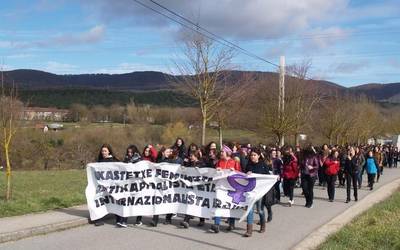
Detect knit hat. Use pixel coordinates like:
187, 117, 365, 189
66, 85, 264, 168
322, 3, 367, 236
222, 144, 233, 155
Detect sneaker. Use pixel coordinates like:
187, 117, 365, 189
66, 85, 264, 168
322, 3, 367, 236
210, 225, 220, 233
345, 199, 350, 203
119, 222, 128, 228
116, 222, 127, 228
180, 221, 189, 228
135, 221, 143, 226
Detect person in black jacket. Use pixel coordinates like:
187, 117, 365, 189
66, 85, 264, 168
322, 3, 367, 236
344, 147, 359, 203
123, 145, 143, 226
243, 148, 271, 237
338, 149, 347, 187
123, 145, 141, 164
300, 146, 319, 208
172, 137, 186, 160
203, 149, 218, 168
94, 144, 119, 227
151, 147, 174, 227
97, 144, 119, 162
271, 149, 282, 203
180, 150, 207, 228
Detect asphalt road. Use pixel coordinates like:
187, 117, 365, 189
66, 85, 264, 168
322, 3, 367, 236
2, 168, 399, 250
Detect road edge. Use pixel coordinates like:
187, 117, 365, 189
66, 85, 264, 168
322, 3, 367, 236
0, 217, 88, 244
292, 177, 400, 250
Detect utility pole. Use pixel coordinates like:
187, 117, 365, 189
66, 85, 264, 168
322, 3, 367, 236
278, 56, 285, 147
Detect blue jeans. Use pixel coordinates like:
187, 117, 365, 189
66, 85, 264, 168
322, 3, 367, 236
357, 171, 362, 187
214, 217, 235, 225
247, 200, 265, 225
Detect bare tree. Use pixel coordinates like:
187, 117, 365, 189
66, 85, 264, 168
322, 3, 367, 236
315, 93, 345, 145
173, 32, 234, 145
258, 61, 321, 145
286, 61, 322, 145
214, 73, 254, 148
0, 70, 23, 200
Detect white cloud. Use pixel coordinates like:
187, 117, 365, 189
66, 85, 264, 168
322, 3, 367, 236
43, 25, 105, 47
6, 53, 35, 59
0, 40, 30, 49
45, 61, 77, 73
333, 60, 369, 74
81, 0, 350, 40
92, 62, 168, 74
0, 25, 106, 49
301, 27, 352, 51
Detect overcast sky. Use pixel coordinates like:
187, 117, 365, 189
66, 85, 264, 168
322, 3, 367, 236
1, 0, 400, 87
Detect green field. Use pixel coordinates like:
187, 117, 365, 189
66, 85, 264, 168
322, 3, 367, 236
319, 189, 400, 250
0, 170, 87, 218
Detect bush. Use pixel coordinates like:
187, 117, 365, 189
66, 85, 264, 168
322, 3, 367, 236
161, 121, 192, 145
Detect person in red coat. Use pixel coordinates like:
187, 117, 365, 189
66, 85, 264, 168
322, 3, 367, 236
215, 151, 241, 171
210, 146, 241, 233
281, 146, 299, 207
142, 145, 157, 162
324, 150, 340, 202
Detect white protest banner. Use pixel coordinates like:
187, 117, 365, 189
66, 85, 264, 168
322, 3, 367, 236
85, 161, 278, 221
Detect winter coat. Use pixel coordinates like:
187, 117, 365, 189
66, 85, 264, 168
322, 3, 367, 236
363, 156, 379, 174
216, 158, 241, 172
123, 153, 141, 164
272, 158, 283, 176
282, 154, 299, 180
142, 147, 158, 162
301, 156, 319, 177
344, 157, 359, 175
97, 155, 118, 163
324, 157, 340, 176
245, 160, 275, 206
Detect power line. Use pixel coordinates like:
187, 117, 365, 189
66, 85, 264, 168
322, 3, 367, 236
132, 0, 280, 69
148, 0, 280, 68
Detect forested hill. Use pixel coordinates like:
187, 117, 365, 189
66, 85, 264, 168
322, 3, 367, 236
3, 69, 400, 107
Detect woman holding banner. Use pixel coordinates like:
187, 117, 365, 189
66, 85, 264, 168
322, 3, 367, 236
210, 146, 241, 233
180, 150, 207, 228
151, 147, 175, 227
243, 148, 271, 237
123, 145, 144, 226
94, 144, 125, 227
142, 145, 157, 162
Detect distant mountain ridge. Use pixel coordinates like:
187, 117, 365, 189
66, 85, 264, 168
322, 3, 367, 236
2, 69, 400, 103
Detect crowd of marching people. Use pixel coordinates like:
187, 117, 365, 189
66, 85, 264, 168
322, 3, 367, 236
93, 138, 399, 237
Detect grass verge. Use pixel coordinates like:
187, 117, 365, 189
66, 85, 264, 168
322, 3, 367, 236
319, 188, 400, 250
0, 170, 86, 218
